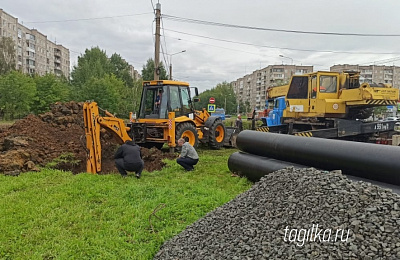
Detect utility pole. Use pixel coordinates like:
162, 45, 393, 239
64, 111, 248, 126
154, 3, 161, 80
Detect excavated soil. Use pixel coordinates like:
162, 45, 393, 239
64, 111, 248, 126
0, 101, 176, 176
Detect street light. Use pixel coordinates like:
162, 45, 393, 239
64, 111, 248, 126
169, 50, 186, 80
279, 55, 293, 65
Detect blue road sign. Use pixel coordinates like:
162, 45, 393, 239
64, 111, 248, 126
207, 104, 216, 113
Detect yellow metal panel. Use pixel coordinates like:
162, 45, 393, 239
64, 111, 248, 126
168, 112, 176, 147
267, 85, 289, 98
143, 80, 189, 87
324, 99, 346, 114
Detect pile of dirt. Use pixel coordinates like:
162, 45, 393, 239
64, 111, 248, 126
0, 101, 175, 176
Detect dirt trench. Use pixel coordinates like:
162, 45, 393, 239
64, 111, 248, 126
0, 101, 175, 176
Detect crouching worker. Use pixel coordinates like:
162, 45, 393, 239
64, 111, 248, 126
177, 138, 199, 171
114, 140, 144, 178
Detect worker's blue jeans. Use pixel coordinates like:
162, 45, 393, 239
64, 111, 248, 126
177, 157, 199, 171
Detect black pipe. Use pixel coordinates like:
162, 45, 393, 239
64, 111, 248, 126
228, 152, 307, 182
236, 130, 400, 185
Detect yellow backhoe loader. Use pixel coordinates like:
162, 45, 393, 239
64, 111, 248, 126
83, 80, 236, 173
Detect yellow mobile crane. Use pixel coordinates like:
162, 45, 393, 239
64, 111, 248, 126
258, 71, 399, 141
83, 80, 236, 173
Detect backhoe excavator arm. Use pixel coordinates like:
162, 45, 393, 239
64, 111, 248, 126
83, 101, 132, 174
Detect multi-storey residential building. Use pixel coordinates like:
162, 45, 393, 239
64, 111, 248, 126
330, 64, 400, 89
128, 64, 141, 80
231, 65, 313, 111
0, 9, 70, 77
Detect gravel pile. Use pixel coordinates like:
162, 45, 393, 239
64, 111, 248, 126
154, 168, 400, 260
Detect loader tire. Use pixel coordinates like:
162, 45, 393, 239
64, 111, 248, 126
176, 122, 199, 148
209, 119, 226, 149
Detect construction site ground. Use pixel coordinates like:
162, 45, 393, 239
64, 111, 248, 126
0, 102, 176, 176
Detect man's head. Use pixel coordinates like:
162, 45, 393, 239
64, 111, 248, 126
237, 114, 241, 119
177, 138, 186, 146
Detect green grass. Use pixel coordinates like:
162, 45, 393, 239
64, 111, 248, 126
0, 120, 15, 127
0, 148, 251, 259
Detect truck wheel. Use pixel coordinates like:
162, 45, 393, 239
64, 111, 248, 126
209, 119, 226, 149
176, 122, 199, 148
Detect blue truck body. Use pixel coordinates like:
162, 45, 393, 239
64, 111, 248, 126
261, 96, 286, 127
211, 108, 226, 120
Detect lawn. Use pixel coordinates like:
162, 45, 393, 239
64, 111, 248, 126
0, 148, 251, 259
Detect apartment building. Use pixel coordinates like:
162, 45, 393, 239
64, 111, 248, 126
330, 64, 400, 89
128, 64, 141, 80
231, 65, 313, 111
0, 9, 70, 77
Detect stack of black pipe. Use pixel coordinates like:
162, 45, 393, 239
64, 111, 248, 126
228, 130, 400, 185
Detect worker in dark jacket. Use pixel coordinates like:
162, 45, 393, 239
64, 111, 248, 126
114, 140, 144, 178
176, 138, 199, 171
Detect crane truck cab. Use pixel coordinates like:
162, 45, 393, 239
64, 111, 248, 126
258, 71, 399, 140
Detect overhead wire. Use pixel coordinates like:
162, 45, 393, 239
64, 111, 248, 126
163, 35, 278, 58
160, 16, 170, 75
25, 13, 153, 24
163, 14, 400, 37
164, 29, 400, 55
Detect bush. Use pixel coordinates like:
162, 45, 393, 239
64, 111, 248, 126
223, 117, 263, 130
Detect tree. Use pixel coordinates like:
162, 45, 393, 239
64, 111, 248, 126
32, 74, 70, 114
117, 79, 143, 116
0, 71, 36, 119
110, 53, 134, 87
0, 37, 16, 75
70, 47, 112, 88
196, 82, 237, 114
79, 74, 125, 114
141, 58, 168, 81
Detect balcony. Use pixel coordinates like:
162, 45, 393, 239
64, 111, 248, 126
54, 48, 61, 57
25, 34, 35, 42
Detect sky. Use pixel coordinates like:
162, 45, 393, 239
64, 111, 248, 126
2, 0, 400, 92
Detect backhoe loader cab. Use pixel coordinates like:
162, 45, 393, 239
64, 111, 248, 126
139, 81, 196, 119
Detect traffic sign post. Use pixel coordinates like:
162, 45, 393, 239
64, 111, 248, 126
207, 104, 216, 113
209, 97, 215, 104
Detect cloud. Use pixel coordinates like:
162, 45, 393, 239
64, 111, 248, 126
2, 0, 400, 92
